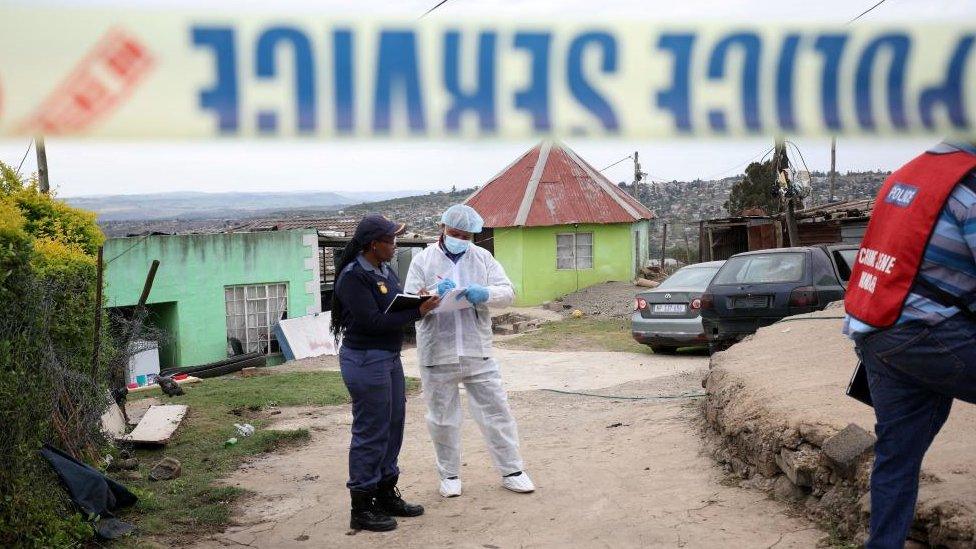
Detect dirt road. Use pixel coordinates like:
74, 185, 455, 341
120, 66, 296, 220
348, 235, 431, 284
199, 350, 825, 548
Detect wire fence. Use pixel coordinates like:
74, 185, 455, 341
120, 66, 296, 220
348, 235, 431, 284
1, 266, 167, 545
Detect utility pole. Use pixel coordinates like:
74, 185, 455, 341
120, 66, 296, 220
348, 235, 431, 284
91, 247, 104, 379
659, 222, 668, 269
776, 138, 800, 247
632, 151, 644, 198
829, 137, 837, 203
683, 228, 692, 264
35, 136, 49, 193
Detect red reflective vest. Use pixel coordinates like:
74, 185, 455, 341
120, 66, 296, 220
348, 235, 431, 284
845, 150, 976, 328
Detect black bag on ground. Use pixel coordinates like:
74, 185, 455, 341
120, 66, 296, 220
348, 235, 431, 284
40, 444, 138, 539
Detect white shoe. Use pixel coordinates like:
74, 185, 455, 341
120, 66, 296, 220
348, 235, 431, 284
502, 472, 535, 493
439, 477, 463, 498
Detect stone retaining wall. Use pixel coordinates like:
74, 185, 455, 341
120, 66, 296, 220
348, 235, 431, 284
699, 308, 976, 548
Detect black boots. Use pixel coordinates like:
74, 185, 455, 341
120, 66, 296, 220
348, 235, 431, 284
375, 476, 425, 518
349, 490, 397, 532
349, 478, 424, 532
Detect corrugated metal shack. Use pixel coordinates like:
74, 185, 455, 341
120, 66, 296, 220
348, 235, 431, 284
699, 199, 873, 261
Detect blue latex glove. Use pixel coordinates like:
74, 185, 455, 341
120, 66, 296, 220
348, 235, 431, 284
435, 278, 457, 296
457, 284, 489, 305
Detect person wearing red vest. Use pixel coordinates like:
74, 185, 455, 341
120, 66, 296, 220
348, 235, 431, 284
845, 141, 976, 548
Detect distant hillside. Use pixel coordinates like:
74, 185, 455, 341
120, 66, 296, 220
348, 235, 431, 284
93, 170, 888, 243
65, 189, 424, 222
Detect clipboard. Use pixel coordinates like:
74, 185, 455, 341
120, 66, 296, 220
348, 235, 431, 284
846, 360, 873, 407
384, 293, 432, 314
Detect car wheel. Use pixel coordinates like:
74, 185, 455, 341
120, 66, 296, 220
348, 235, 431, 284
650, 345, 678, 355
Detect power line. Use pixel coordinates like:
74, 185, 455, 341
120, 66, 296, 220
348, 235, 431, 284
15, 137, 34, 176
105, 233, 154, 266
848, 0, 887, 24
599, 155, 632, 172
419, 0, 451, 19
700, 146, 775, 181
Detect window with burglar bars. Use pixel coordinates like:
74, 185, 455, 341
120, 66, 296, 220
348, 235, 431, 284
556, 233, 593, 270
224, 283, 288, 355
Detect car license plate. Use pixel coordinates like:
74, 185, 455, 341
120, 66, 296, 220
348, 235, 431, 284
732, 296, 770, 309
653, 304, 686, 313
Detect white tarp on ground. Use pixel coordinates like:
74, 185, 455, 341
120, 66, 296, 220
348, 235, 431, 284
275, 314, 338, 361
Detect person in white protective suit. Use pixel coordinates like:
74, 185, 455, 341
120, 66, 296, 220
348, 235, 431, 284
404, 204, 535, 498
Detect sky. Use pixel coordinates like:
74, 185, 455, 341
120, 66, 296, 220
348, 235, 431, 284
1, 0, 972, 197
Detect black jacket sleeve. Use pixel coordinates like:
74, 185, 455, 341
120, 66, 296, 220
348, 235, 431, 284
336, 271, 422, 333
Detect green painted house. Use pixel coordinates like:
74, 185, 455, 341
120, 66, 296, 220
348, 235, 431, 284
103, 230, 321, 368
466, 141, 656, 306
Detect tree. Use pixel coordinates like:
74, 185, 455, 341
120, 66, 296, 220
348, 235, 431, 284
724, 157, 782, 216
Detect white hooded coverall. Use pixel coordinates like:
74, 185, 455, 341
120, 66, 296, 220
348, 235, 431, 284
404, 242, 524, 479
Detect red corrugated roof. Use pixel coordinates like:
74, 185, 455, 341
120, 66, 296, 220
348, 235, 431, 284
465, 141, 655, 228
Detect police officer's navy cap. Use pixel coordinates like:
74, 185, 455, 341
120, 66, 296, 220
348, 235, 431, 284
355, 214, 406, 243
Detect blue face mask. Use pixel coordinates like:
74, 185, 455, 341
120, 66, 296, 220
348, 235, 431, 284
443, 234, 471, 254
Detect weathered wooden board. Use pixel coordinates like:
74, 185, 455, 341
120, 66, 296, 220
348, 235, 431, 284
100, 399, 128, 438
118, 404, 188, 445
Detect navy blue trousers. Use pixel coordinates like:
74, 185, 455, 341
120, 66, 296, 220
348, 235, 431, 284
854, 315, 976, 549
339, 347, 406, 492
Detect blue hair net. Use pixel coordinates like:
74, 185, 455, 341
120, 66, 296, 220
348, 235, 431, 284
440, 204, 484, 233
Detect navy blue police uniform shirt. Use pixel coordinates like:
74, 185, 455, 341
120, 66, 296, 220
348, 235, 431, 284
335, 254, 422, 352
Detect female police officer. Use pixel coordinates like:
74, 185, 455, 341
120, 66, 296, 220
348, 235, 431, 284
330, 214, 440, 532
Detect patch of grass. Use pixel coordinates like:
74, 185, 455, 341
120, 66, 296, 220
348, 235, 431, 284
499, 317, 653, 354
117, 371, 349, 544
823, 522, 860, 549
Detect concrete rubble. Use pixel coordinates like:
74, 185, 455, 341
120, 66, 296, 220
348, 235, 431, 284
702, 304, 976, 547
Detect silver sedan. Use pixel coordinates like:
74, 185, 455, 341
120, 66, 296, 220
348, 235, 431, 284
631, 261, 725, 354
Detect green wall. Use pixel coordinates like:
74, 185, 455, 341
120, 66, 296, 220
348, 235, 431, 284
103, 230, 319, 367
493, 222, 640, 306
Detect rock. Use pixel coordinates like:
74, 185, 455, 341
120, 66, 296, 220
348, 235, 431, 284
494, 324, 515, 335
823, 423, 876, 475
729, 457, 750, 477
857, 491, 871, 518
773, 475, 806, 502
775, 448, 814, 487
797, 422, 834, 447
149, 457, 182, 481
111, 457, 140, 471
118, 470, 143, 482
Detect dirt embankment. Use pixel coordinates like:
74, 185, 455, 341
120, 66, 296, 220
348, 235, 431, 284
701, 305, 976, 547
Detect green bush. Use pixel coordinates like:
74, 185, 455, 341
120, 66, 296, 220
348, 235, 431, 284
0, 163, 110, 547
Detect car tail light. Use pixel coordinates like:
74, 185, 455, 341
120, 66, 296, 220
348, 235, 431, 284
700, 293, 714, 310
690, 298, 702, 310
636, 298, 648, 310
789, 286, 818, 308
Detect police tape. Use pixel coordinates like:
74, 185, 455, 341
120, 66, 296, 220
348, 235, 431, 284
0, 8, 973, 140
